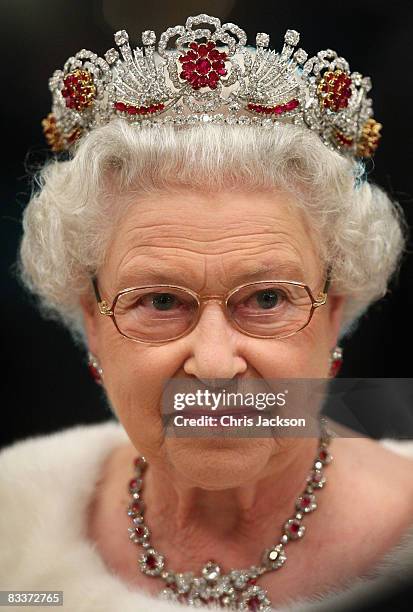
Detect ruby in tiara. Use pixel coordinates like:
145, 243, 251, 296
61, 69, 96, 111
179, 41, 228, 90
318, 69, 352, 112
114, 101, 165, 115
247, 99, 299, 116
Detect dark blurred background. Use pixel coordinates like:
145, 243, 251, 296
1, 3, 413, 610
1, 0, 413, 449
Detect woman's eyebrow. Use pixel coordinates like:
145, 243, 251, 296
227, 262, 306, 283
115, 261, 305, 290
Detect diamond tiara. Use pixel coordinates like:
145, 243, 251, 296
42, 13, 382, 159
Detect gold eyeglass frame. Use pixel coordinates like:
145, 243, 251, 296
91, 268, 331, 344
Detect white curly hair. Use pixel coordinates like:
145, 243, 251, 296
16, 118, 407, 350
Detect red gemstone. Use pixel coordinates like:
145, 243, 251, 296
197, 44, 209, 57
88, 363, 101, 382
247, 578, 257, 585
247, 595, 261, 611
114, 102, 127, 112
319, 449, 329, 461
135, 526, 145, 537
212, 60, 224, 71
182, 61, 196, 73
208, 71, 219, 83
196, 58, 211, 75
290, 521, 300, 533
131, 501, 142, 513
206, 41, 215, 51
189, 42, 198, 51
216, 67, 227, 76
146, 554, 158, 569
168, 583, 177, 591
129, 478, 138, 490
274, 105, 284, 114
208, 49, 221, 61
127, 107, 138, 115
285, 99, 299, 111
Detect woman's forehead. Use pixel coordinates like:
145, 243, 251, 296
105, 190, 320, 290
113, 188, 311, 239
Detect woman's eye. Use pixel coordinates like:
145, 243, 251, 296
249, 289, 284, 309
146, 293, 178, 311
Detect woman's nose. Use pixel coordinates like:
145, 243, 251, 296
183, 301, 247, 380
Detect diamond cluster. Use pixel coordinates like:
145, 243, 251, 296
43, 13, 382, 158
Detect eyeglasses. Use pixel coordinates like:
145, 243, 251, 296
91, 269, 331, 344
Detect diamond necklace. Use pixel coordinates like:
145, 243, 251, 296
127, 426, 333, 611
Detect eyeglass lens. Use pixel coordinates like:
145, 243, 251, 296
113, 282, 313, 342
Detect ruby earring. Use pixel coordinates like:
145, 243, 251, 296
87, 351, 104, 385
329, 346, 343, 377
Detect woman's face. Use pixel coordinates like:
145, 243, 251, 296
81, 189, 344, 486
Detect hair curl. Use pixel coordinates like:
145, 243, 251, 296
16, 118, 407, 350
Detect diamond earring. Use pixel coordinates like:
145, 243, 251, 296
87, 351, 104, 385
328, 346, 343, 377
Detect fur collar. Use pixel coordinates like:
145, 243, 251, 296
0, 420, 412, 611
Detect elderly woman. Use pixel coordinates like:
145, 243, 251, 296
1, 14, 413, 612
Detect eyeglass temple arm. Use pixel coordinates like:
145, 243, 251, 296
92, 276, 101, 302
91, 276, 113, 315
314, 265, 332, 307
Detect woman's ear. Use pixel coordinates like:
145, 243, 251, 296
79, 293, 100, 355
327, 294, 346, 347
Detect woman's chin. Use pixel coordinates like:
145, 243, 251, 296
163, 437, 274, 489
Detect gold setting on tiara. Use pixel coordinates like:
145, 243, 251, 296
42, 13, 382, 158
